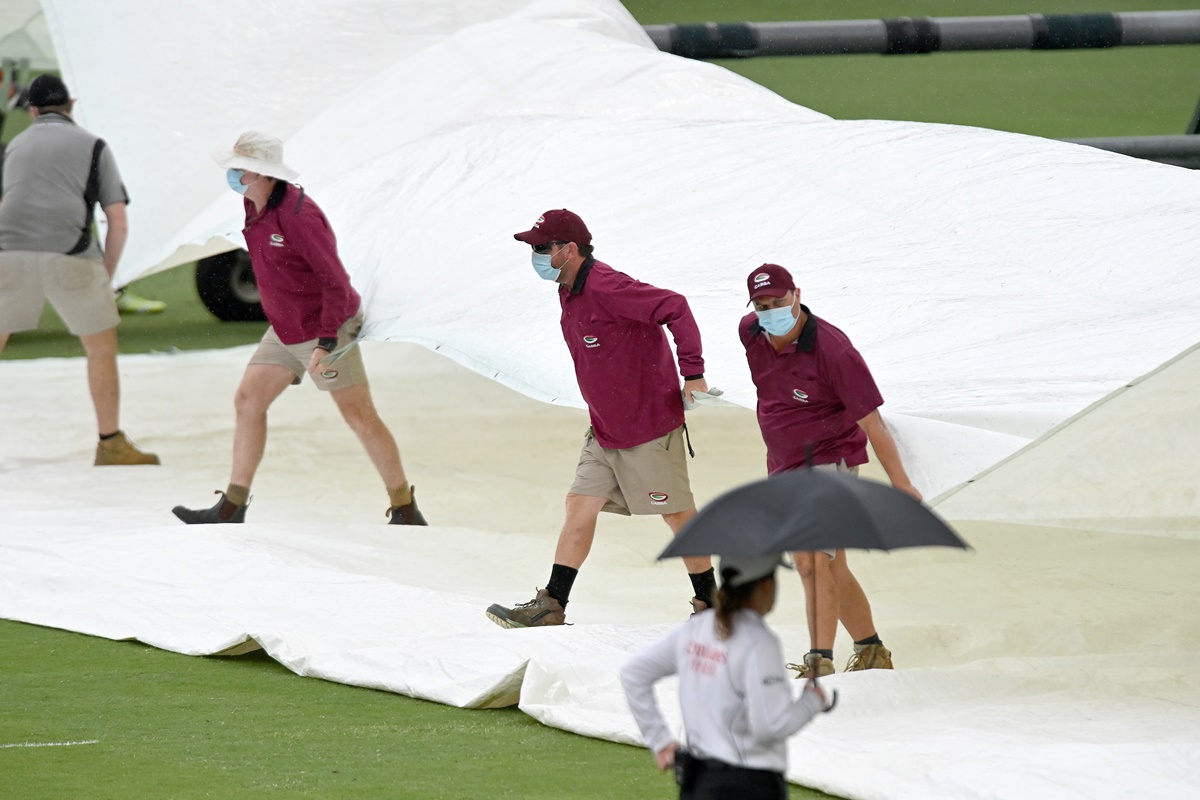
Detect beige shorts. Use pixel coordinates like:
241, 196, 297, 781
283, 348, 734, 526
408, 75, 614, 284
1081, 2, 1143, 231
813, 461, 859, 560
569, 425, 695, 516
249, 312, 367, 392
0, 251, 119, 336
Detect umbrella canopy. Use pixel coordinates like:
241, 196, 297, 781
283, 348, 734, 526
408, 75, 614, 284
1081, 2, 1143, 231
660, 469, 969, 559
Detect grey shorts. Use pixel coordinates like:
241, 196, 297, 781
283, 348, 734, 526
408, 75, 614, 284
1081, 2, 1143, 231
0, 251, 119, 336
569, 425, 695, 516
249, 311, 367, 392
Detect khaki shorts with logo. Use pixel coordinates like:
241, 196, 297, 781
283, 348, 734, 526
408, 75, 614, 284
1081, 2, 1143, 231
569, 425, 695, 516
249, 311, 367, 392
0, 251, 119, 336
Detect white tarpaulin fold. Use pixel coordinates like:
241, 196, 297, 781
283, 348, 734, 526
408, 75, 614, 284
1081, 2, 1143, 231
2, 346, 1198, 799
935, 342, 1200, 533
0, 0, 54, 70
38, 0, 1200, 499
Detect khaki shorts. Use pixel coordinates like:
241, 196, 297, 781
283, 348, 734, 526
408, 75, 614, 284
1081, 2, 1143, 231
0, 251, 119, 336
569, 425, 695, 516
813, 461, 858, 560
249, 311, 367, 392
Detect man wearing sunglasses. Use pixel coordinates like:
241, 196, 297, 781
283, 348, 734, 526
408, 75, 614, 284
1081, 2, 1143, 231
486, 209, 714, 628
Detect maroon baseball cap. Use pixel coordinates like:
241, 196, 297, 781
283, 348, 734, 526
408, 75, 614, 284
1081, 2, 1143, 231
514, 209, 592, 247
746, 264, 796, 303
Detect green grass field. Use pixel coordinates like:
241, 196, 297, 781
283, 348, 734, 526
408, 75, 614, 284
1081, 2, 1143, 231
0, 619, 735, 800
3, 1, 1199, 797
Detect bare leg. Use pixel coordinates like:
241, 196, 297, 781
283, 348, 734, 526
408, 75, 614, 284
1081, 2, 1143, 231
793, 551, 838, 650
0, 333, 9, 354
662, 508, 712, 575
79, 327, 120, 435
553, 493, 609, 569
330, 382, 407, 488
830, 550, 878, 641
229, 364, 294, 487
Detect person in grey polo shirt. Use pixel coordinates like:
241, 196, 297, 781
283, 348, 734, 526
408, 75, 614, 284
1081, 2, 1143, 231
0, 74, 158, 466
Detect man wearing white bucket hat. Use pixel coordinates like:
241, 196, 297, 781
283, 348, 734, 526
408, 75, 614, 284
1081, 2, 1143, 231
172, 131, 427, 525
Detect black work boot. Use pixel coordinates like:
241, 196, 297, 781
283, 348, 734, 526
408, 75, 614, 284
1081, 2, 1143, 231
172, 491, 249, 524
387, 486, 427, 525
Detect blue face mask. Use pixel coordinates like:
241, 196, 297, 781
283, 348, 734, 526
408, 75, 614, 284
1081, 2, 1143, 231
531, 248, 563, 282
756, 303, 798, 336
226, 168, 249, 195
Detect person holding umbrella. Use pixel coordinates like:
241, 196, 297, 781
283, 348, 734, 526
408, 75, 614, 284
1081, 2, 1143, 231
620, 553, 830, 799
741, 264, 920, 678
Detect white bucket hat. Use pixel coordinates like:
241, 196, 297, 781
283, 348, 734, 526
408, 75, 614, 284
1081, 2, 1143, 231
719, 553, 785, 587
212, 130, 299, 181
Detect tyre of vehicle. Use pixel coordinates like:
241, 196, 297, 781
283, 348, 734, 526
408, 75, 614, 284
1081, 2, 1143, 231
195, 249, 266, 322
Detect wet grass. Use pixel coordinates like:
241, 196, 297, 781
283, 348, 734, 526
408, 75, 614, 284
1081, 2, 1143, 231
0, 619, 835, 799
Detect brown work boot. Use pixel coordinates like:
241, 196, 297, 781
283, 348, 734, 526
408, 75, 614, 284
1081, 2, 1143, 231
95, 431, 160, 466
172, 491, 248, 524
386, 486, 428, 525
844, 643, 894, 672
786, 652, 835, 679
485, 589, 566, 629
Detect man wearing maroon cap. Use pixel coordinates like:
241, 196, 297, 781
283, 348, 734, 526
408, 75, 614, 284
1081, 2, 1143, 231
486, 209, 714, 628
741, 263, 921, 677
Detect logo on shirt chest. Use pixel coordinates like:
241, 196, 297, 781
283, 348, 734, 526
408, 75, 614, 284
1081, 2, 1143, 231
793, 388, 810, 403
269, 233, 285, 248
583, 335, 600, 349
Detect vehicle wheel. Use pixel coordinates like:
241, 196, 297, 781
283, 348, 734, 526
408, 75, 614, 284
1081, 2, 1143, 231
195, 249, 266, 322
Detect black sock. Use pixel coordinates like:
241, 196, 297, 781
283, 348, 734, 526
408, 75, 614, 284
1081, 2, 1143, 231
546, 564, 578, 607
854, 634, 883, 647
688, 568, 716, 607
99, 430, 121, 441
811, 649, 834, 661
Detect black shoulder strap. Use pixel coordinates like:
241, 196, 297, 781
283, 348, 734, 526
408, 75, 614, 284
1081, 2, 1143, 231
66, 138, 106, 256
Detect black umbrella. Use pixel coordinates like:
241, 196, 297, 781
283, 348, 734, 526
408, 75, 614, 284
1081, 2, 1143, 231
659, 468, 968, 560
660, 468, 967, 704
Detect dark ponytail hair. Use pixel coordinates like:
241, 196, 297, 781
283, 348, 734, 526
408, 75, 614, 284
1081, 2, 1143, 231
715, 570, 770, 640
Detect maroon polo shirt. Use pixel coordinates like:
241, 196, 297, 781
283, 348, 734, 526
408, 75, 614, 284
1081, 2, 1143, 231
242, 182, 361, 345
561, 258, 705, 449
739, 307, 883, 474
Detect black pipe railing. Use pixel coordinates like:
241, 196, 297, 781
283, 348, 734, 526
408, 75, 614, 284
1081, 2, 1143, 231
642, 12, 1200, 59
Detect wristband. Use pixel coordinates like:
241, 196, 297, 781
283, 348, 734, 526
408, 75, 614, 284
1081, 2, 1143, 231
317, 337, 338, 352
683, 373, 704, 382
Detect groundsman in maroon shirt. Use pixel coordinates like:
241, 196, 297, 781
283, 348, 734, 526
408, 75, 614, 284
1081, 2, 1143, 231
171, 131, 426, 527
742, 263, 920, 679
485, 209, 717, 629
